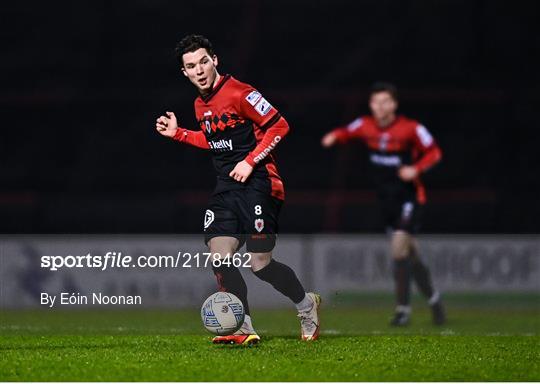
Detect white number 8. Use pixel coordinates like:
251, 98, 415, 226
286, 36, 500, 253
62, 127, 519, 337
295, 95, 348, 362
254, 205, 262, 215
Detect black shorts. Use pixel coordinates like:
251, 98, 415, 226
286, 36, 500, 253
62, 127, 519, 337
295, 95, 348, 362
380, 199, 423, 234
203, 189, 282, 252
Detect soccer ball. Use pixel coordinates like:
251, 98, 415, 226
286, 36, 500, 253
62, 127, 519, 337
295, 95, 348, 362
201, 292, 245, 335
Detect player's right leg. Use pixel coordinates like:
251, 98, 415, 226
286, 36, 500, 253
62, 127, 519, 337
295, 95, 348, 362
390, 230, 413, 326
207, 236, 260, 345
380, 199, 413, 325
203, 194, 260, 345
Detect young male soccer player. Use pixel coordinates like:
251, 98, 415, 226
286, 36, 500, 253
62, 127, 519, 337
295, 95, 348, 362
321, 82, 446, 326
156, 34, 321, 344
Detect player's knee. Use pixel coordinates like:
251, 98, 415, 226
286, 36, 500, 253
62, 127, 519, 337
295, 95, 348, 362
249, 252, 272, 272
391, 231, 413, 260
391, 246, 411, 260
208, 236, 240, 259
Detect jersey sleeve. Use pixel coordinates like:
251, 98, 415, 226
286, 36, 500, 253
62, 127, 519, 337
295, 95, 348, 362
411, 123, 442, 172
238, 88, 281, 129
244, 116, 290, 166
235, 87, 290, 166
331, 117, 365, 143
173, 127, 209, 149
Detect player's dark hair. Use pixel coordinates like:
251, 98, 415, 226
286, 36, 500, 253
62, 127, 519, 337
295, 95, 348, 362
175, 34, 215, 66
370, 82, 398, 101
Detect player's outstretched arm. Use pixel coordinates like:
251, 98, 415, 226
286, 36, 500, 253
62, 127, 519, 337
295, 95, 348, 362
155, 111, 178, 138
155, 111, 209, 149
322, 118, 364, 147
321, 131, 338, 147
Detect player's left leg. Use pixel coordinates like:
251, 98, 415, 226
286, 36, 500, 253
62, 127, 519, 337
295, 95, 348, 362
410, 240, 446, 325
241, 190, 321, 341
250, 252, 321, 341
404, 202, 446, 325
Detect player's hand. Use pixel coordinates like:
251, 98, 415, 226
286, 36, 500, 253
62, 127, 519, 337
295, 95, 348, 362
321, 132, 337, 147
156, 111, 179, 138
398, 165, 419, 182
229, 160, 253, 183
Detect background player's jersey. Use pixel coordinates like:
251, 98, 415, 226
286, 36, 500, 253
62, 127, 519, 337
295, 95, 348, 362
175, 74, 287, 200
331, 115, 442, 204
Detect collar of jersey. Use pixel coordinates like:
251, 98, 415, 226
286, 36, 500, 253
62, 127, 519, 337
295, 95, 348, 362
375, 115, 402, 130
199, 74, 231, 103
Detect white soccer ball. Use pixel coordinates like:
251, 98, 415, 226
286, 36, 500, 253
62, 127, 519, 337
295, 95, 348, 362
201, 292, 245, 335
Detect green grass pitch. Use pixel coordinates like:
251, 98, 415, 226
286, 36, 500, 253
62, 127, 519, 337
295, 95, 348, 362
1, 293, 538, 381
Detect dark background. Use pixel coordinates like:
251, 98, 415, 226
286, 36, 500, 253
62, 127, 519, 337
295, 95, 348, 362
1, 0, 539, 233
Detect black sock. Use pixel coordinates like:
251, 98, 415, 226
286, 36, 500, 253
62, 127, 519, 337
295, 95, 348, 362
253, 259, 306, 304
411, 257, 435, 302
212, 264, 250, 316
393, 258, 411, 308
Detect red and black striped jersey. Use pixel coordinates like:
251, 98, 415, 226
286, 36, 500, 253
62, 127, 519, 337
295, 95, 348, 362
331, 115, 442, 204
174, 74, 287, 200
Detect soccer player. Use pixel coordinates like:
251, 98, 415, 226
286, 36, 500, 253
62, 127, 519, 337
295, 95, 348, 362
156, 35, 321, 344
321, 82, 446, 326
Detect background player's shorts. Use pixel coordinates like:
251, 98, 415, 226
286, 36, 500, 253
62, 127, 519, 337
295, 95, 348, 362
203, 189, 282, 252
380, 199, 423, 234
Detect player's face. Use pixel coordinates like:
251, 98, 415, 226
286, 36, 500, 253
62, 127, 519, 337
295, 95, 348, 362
181, 48, 219, 93
369, 91, 398, 121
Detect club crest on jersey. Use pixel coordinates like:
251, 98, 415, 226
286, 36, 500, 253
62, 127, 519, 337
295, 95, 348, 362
254, 98, 272, 116
204, 209, 214, 230
204, 119, 212, 134
254, 218, 264, 233
379, 133, 390, 151
245, 91, 262, 106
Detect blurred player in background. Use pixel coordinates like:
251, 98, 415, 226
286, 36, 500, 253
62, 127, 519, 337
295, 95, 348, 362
321, 83, 446, 326
156, 34, 321, 344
